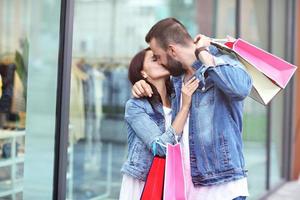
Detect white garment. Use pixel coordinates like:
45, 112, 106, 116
163, 106, 172, 130
119, 106, 172, 200
179, 95, 249, 200
119, 174, 145, 200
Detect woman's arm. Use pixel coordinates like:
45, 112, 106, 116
125, 99, 176, 156
126, 78, 199, 156
172, 77, 199, 134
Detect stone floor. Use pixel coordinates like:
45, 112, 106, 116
265, 181, 300, 200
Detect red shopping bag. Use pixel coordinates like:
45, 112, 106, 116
212, 38, 297, 105
140, 156, 166, 200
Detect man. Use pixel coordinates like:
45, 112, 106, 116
133, 18, 252, 200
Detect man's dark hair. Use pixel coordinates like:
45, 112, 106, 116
145, 18, 193, 50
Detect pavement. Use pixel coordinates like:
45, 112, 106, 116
265, 181, 300, 200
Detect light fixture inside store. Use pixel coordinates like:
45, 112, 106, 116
183, 0, 193, 5
127, 0, 167, 7
77, 0, 107, 2
77, 0, 166, 7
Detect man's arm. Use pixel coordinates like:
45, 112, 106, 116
194, 34, 252, 101
194, 52, 253, 101
197, 50, 215, 66
194, 34, 215, 66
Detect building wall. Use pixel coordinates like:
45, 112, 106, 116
292, 0, 300, 181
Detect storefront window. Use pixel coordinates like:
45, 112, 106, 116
0, 0, 294, 199
67, 0, 199, 199
214, 0, 236, 38
241, 0, 269, 199
269, 0, 287, 187
0, 1, 29, 199
0, 0, 62, 199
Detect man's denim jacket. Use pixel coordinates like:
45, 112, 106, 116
170, 46, 252, 186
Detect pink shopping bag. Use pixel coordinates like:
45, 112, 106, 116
164, 143, 186, 200
212, 38, 297, 105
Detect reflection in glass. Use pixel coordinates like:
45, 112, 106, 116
67, 0, 287, 199
0, 0, 62, 199
269, 0, 286, 187
0, 1, 29, 199
67, 0, 199, 199
241, 0, 268, 199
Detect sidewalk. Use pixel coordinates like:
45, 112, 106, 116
265, 181, 300, 200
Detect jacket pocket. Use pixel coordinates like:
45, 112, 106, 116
195, 86, 215, 107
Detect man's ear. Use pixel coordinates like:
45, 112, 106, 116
167, 44, 177, 58
141, 70, 148, 79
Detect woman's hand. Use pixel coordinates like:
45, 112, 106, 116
171, 76, 199, 135
181, 77, 199, 110
132, 80, 153, 98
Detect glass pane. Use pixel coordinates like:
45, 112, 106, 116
0, 1, 28, 199
215, 0, 236, 38
269, 0, 287, 187
23, 0, 62, 198
240, 0, 268, 199
67, 0, 201, 199
0, 0, 62, 199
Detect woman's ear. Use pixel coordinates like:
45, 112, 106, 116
141, 70, 148, 79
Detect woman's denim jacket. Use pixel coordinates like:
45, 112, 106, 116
121, 98, 177, 181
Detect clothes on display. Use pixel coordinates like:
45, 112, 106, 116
102, 65, 130, 109
0, 63, 16, 113
0, 54, 27, 130
69, 64, 88, 144
0, 53, 27, 198
11, 71, 26, 114
70, 59, 130, 198
81, 63, 104, 170
71, 60, 105, 192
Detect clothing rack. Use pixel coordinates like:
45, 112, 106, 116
73, 56, 130, 69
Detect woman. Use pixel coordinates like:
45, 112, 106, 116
119, 48, 199, 200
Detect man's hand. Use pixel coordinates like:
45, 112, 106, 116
194, 34, 215, 66
194, 34, 211, 50
132, 80, 153, 98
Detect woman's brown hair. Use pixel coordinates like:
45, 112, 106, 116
128, 48, 173, 108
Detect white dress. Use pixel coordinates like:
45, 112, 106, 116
119, 106, 172, 200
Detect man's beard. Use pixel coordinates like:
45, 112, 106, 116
163, 54, 185, 76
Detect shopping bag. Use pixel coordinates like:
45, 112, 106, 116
211, 38, 297, 105
140, 156, 166, 200
163, 143, 186, 200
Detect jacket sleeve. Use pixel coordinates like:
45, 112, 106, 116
125, 99, 177, 156
194, 47, 253, 101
